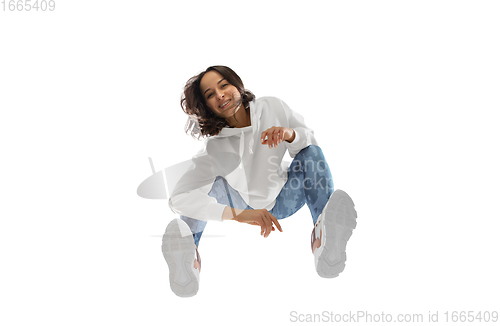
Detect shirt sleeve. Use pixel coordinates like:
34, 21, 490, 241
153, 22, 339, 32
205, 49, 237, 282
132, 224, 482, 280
280, 99, 319, 157
166, 146, 227, 222
169, 186, 226, 222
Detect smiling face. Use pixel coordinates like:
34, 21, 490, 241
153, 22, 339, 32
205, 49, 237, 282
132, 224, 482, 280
200, 70, 243, 119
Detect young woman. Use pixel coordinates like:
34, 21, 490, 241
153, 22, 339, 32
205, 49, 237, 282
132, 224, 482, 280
162, 66, 357, 297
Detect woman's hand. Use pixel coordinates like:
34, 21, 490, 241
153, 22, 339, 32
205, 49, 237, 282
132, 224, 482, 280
261, 126, 295, 148
233, 209, 283, 238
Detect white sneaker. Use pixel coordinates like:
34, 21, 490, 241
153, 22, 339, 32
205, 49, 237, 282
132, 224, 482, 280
311, 190, 357, 278
161, 218, 200, 297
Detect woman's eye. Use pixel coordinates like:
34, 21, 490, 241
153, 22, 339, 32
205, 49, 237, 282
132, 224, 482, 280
207, 93, 213, 99
222, 84, 228, 88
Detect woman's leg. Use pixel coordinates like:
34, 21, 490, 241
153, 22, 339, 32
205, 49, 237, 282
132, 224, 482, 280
180, 176, 252, 247
269, 145, 334, 225
178, 216, 206, 248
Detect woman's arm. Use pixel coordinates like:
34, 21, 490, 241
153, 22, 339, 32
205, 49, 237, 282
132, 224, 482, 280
279, 99, 318, 157
222, 206, 244, 220
222, 206, 283, 238
260, 126, 296, 148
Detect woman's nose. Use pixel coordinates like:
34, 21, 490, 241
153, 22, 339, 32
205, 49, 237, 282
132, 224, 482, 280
216, 90, 224, 100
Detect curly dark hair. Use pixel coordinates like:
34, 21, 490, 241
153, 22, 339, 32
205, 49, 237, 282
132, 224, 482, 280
181, 66, 255, 139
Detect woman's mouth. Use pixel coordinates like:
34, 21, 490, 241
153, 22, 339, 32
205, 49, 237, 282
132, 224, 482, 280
219, 99, 231, 109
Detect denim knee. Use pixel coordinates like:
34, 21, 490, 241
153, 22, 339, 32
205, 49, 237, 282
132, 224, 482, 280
293, 145, 329, 172
296, 145, 324, 159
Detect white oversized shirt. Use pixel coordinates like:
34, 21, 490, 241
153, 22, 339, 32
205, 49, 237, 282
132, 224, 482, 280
167, 97, 318, 221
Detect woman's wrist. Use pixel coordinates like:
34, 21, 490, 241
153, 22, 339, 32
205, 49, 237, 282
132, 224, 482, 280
285, 128, 296, 143
222, 206, 244, 220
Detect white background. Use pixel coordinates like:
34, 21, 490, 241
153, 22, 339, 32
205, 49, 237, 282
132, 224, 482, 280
1, 1, 499, 325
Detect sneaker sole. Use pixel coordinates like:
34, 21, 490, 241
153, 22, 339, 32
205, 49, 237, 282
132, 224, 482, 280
316, 190, 357, 278
161, 219, 199, 297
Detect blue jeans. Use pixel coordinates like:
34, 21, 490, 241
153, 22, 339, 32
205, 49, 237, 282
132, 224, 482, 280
180, 145, 334, 247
